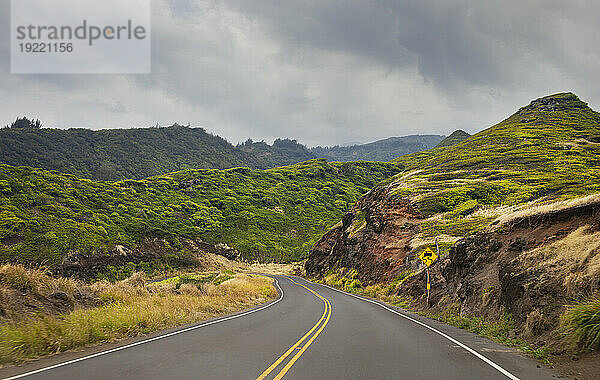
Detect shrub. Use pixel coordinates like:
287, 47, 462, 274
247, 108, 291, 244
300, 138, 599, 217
0, 160, 403, 265
0, 271, 276, 364
561, 295, 600, 351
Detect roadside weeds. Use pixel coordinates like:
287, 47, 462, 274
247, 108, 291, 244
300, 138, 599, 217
313, 271, 552, 364
0, 265, 277, 365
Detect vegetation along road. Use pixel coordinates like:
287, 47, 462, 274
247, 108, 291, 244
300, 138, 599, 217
0, 275, 556, 380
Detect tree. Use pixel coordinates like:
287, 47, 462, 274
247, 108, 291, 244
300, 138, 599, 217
8, 117, 42, 129
95, 163, 119, 181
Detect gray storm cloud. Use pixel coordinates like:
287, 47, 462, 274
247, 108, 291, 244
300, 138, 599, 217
1, 0, 598, 146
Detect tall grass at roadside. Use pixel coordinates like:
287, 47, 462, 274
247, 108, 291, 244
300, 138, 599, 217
561, 295, 600, 351
316, 267, 413, 309
0, 264, 77, 294
313, 267, 551, 362
0, 269, 276, 364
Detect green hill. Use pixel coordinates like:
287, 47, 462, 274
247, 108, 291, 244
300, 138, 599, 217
434, 130, 470, 148
0, 124, 258, 180
305, 93, 600, 361
237, 138, 316, 167
0, 124, 326, 180
308, 92, 600, 281
393, 92, 600, 218
0, 159, 402, 272
0, 120, 444, 180
310, 135, 444, 162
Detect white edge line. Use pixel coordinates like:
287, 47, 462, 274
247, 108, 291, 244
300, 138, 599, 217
2, 278, 284, 380
301, 277, 520, 380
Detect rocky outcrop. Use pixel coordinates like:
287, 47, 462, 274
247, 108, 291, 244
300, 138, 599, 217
58, 238, 239, 279
406, 199, 600, 342
211, 243, 239, 260
307, 179, 600, 344
306, 183, 423, 284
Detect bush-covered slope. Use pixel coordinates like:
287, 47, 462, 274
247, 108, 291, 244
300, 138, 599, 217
311, 135, 444, 162
0, 124, 259, 180
0, 159, 402, 267
394, 93, 600, 212
237, 138, 316, 167
0, 120, 442, 180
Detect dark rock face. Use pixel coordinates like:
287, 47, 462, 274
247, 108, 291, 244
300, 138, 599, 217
531, 97, 562, 112
304, 223, 344, 277
211, 243, 240, 260
57, 238, 237, 280
48, 291, 75, 313
50, 291, 69, 301
306, 184, 423, 284
59, 244, 142, 279
518, 93, 584, 115
421, 200, 600, 340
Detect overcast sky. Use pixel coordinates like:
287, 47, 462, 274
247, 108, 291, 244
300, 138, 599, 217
2, 0, 599, 146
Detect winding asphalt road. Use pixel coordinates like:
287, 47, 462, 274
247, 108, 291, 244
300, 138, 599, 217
0, 275, 557, 380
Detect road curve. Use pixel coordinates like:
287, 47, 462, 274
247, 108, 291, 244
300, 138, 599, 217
0, 275, 556, 380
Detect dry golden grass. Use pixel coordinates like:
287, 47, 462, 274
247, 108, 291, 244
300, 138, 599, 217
408, 234, 460, 250
145, 251, 250, 282
494, 194, 600, 226
248, 262, 301, 276
199, 252, 249, 272
520, 226, 600, 298
471, 204, 515, 219
0, 264, 84, 321
0, 268, 276, 365
0, 264, 78, 294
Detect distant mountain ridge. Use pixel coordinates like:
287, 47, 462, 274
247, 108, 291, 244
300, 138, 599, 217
0, 122, 444, 180
237, 138, 315, 168
0, 124, 257, 180
310, 135, 444, 162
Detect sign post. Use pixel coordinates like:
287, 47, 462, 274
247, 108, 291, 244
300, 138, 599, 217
418, 245, 439, 304
426, 266, 430, 304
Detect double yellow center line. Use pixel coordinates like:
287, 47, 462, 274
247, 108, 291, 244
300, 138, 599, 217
256, 277, 332, 380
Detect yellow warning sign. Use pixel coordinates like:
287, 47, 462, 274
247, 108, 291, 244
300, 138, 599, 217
418, 247, 438, 267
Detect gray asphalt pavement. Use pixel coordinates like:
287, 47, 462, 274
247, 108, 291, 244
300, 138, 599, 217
0, 275, 557, 380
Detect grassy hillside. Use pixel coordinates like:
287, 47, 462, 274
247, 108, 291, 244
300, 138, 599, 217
308, 92, 600, 282
0, 124, 328, 181
434, 129, 470, 148
393, 93, 600, 223
311, 135, 443, 162
0, 159, 402, 268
